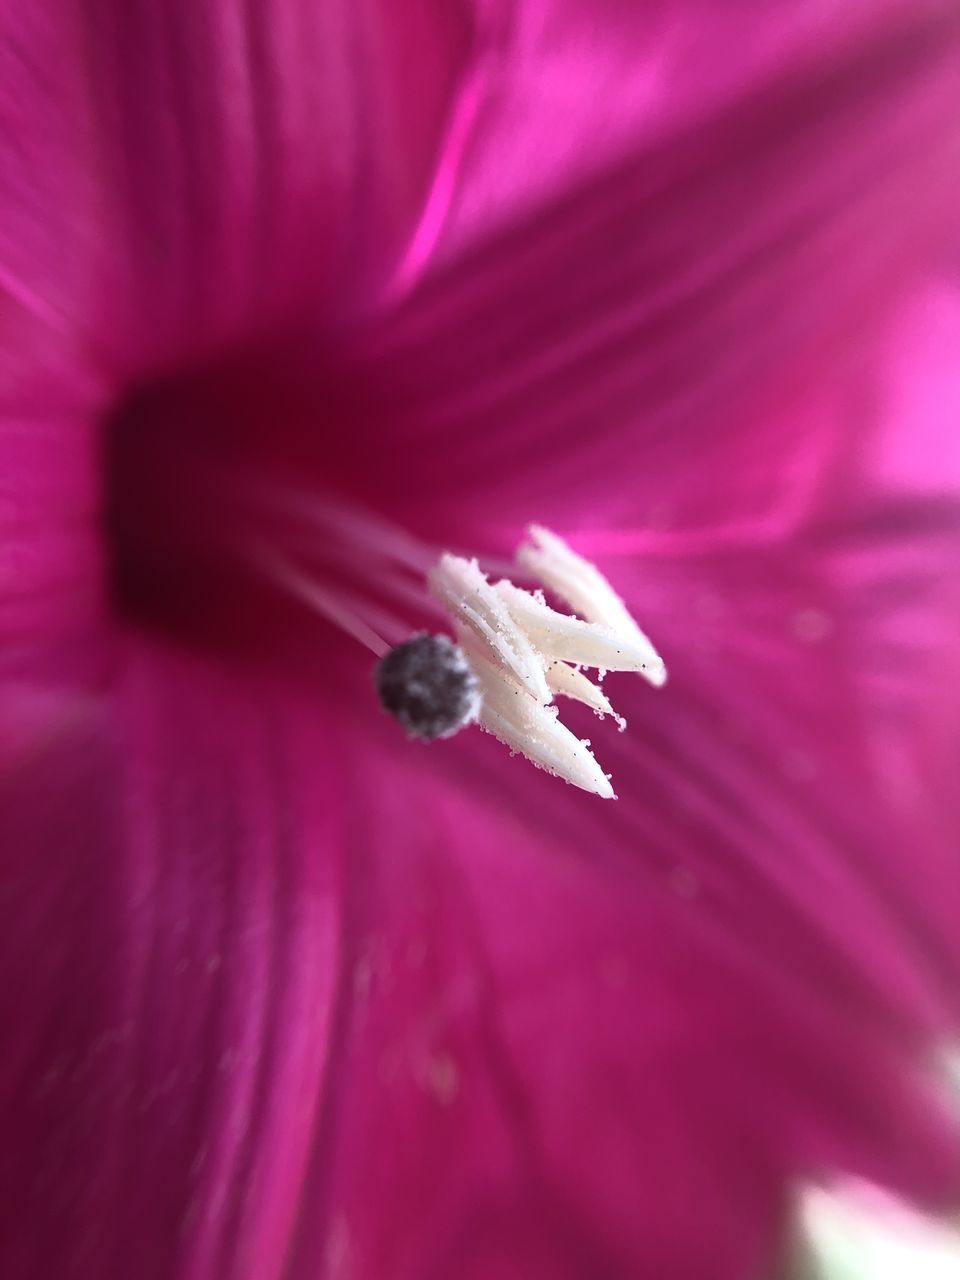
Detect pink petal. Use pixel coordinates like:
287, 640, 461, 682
339, 5, 960, 545
282, 713, 960, 1280
439, 0, 960, 255
0, 643, 346, 1280
818, 280, 960, 782
0, 411, 107, 668
588, 541, 960, 1036
0, 1, 475, 372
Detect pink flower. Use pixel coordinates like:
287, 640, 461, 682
2, 2, 960, 1277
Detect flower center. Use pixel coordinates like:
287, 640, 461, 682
101, 341, 437, 662
101, 349, 667, 797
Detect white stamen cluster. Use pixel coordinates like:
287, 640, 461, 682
428, 526, 666, 799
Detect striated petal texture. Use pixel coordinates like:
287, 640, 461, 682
0, 646, 346, 1280
0, 0, 476, 372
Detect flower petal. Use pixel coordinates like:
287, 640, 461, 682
342, 6, 960, 544
0, 643, 345, 1280
0, 1, 476, 372
555, 278, 960, 1039
280, 714, 960, 1279
813, 279, 960, 811
0, 407, 108, 666
438, 0, 960, 256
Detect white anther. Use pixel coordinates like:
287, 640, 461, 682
545, 661, 624, 729
469, 654, 615, 799
517, 525, 666, 686
496, 580, 662, 682
428, 555, 550, 703
421, 530, 665, 798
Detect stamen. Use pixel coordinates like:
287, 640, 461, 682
518, 524, 666, 687
468, 651, 615, 799
545, 660, 624, 729
384, 527, 665, 799
496, 579, 663, 684
428, 555, 551, 703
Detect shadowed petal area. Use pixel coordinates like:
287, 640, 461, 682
0, 411, 106, 663
813, 280, 960, 815
0, 0, 475, 374
0, 644, 345, 1280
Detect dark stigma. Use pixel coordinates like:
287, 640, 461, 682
374, 633, 480, 741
